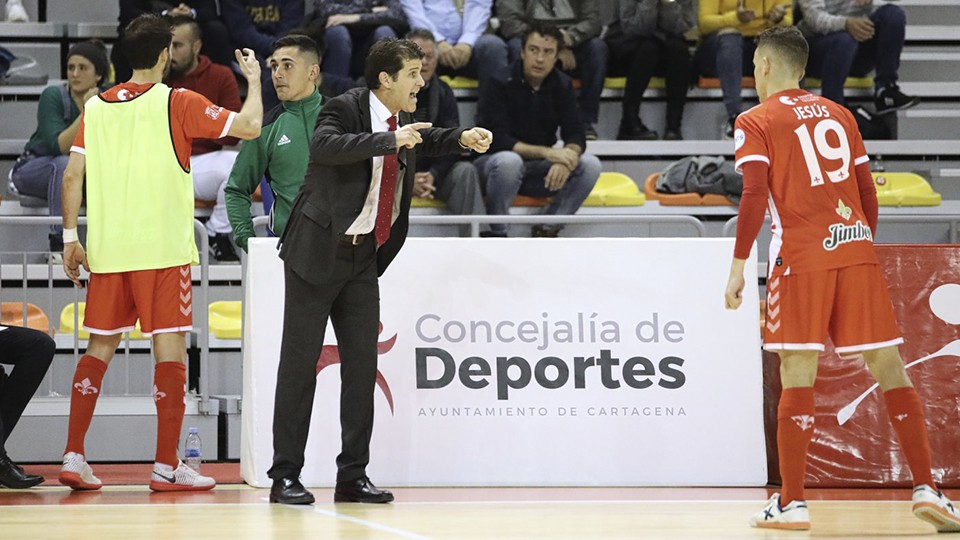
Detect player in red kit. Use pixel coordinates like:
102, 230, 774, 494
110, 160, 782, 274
724, 26, 960, 532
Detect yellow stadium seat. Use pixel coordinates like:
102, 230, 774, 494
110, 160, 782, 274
59, 303, 145, 340
805, 76, 874, 89
411, 197, 447, 208
209, 301, 242, 340
1, 302, 51, 334
583, 172, 646, 206
439, 76, 479, 89
873, 172, 942, 207
603, 77, 665, 90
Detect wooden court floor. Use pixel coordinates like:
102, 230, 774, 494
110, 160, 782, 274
2, 483, 956, 539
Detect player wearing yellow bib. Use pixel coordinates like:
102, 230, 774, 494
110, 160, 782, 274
58, 14, 263, 492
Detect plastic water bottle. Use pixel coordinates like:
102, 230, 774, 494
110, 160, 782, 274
184, 427, 202, 472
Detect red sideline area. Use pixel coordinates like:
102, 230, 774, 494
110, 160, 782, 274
24, 462, 243, 486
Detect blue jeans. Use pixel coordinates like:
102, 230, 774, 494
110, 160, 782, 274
696, 33, 756, 118
805, 3, 906, 104
323, 24, 397, 78
439, 34, 510, 92
10, 153, 68, 234
507, 36, 608, 124
475, 151, 601, 234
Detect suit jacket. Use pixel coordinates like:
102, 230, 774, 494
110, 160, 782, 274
279, 87, 467, 285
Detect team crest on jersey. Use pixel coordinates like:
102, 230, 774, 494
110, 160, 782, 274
836, 199, 853, 220
204, 105, 222, 120
734, 129, 745, 150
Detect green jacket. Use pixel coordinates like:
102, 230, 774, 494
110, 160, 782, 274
225, 89, 324, 250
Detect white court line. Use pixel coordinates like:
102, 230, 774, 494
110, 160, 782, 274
306, 506, 430, 540
393, 499, 914, 506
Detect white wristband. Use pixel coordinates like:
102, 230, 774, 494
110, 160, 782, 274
63, 227, 79, 244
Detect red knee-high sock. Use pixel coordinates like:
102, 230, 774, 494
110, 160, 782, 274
778, 387, 816, 506
65, 355, 108, 456
153, 362, 186, 467
883, 386, 936, 488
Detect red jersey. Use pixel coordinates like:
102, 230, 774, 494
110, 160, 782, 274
71, 82, 236, 171
734, 88, 877, 277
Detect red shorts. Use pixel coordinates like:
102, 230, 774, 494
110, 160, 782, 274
764, 263, 903, 354
83, 264, 193, 336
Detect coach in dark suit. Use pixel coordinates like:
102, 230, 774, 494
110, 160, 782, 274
268, 38, 492, 505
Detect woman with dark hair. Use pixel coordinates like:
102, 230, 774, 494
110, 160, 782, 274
10, 40, 109, 259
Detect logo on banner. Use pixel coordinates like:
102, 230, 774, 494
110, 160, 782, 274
837, 283, 960, 425
316, 322, 397, 414
408, 311, 696, 418
791, 415, 815, 431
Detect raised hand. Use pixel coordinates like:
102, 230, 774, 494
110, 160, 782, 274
235, 48, 261, 85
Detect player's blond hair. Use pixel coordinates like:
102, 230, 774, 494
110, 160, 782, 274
756, 26, 809, 76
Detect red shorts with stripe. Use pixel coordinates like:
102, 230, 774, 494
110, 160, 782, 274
763, 263, 903, 354
83, 264, 193, 336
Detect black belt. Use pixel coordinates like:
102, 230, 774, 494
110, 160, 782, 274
341, 233, 370, 245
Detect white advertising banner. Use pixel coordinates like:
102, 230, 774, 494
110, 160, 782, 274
241, 238, 765, 487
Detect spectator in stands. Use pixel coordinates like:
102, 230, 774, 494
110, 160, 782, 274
4, 0, 27, 22
477, 24, 600, 238
496, 0, 607, 139
165, 16, 242, 263
0, 325, 55, 489
221, 0, 305, 110
225, 34, 329, 251
300, 0, 408, 80
406, 29, 486, 236
606, 0, 695, 141
10, 41, 108, 258
399, 0, 509, 94
696, 0, 793, 139
798, 0, 919, 116
114, 1, 233, 83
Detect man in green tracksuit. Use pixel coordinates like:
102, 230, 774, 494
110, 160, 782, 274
226, 34, 357, 249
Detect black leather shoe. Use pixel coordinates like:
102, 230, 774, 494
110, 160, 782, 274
334, 477, 394, 503
0, 454, 44, 489
269, 477, 315, 505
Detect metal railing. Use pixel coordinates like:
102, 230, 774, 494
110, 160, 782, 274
0, 216, 213, 412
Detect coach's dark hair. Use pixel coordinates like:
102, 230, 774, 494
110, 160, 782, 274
405, 28, 437, 43
168, 15, 202, 41
122, 14, 173, 70
755, 26, 809, 74
365, 38, 424, 90
521, 22, 564, 49
272, 33, 324, 62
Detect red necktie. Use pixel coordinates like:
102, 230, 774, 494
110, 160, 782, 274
375, 115, 399, 247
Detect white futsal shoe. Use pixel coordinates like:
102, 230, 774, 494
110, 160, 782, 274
5, 0, 29, 22
749, 493, 811, 530
149, 461, 216, 492
59, 452, 102, 490
912, 485, 960, 532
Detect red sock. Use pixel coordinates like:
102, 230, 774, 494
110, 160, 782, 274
153, 362, 186, 467
883, 386, 936, 488
778, 387, 816, 506
65, 355, 108, 456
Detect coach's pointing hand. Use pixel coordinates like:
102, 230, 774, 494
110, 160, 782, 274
395, 122, 432, 149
